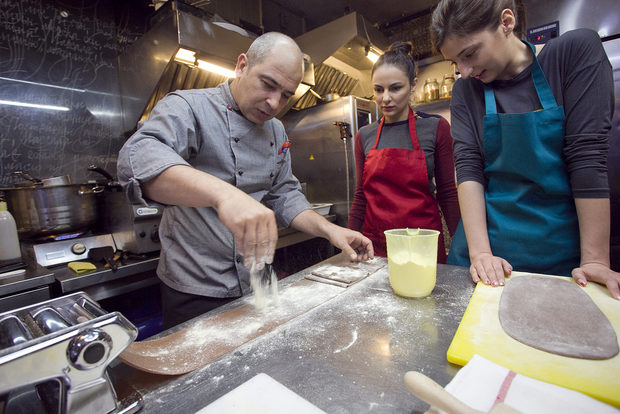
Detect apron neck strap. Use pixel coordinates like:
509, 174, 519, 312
374, 108, 419, 150
484, 40, 557, 114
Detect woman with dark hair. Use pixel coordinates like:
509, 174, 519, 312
431, 0, 619, 298
348, 41, 460, 261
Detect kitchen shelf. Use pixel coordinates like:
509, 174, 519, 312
413, 97, 451, 111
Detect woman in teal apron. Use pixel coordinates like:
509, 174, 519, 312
430, 0, 620, 299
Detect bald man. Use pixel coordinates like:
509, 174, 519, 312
118, 32, 373, 328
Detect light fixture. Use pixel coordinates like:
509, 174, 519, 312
174, 48, 196, 65
0, 99, 69, 111
196, 59, 236, 78
366, 46, 382, 63
174, 48, 236, 78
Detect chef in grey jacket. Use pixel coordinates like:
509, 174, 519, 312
118, 32, 374, 328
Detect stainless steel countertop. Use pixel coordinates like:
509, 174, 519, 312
0, 264, 54, 297
109, 256, 475, 413
54, 256, 159, 293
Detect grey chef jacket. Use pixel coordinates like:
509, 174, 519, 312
117, 82, 311, 297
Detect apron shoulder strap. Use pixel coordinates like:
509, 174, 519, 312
525, 41, 557, 110
484, 41, 558, 114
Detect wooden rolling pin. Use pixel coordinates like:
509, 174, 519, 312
404, 371, 521, 414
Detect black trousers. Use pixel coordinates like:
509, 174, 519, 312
160, 282, 239, 330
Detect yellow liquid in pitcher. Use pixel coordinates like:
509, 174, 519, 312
388, 259, 436, 298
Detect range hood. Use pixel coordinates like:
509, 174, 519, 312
289, 12, 391, 111
118, 4, 389, 131
118, 1, 253, 134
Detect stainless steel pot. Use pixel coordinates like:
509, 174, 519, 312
1, 180, 103, 240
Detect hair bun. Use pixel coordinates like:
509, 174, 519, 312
388, 41, 414, 57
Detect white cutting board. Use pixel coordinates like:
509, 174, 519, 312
196, 373, 327, 414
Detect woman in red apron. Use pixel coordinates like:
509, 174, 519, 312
348, 41, 460, 262
431, 0, 620, 299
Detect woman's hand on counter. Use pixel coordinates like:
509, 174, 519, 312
469, 251, 512, 286
572, 263, 620, 300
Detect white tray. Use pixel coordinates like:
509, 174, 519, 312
311, 203, 332, 216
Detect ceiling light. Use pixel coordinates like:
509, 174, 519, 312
366, 50, 380, 63
0, 99, 69, 111
365, 44, 382, 63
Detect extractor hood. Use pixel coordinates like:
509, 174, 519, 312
118, 1, 253, 134
118, 4, 389, 131
289, 12, 391, 111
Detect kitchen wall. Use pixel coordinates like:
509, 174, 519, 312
0, 0, 150, 186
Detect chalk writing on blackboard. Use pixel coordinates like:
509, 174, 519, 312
0, 0, 149, 187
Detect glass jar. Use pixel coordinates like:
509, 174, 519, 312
440, 74, 455, 98
424, 78, 440, 102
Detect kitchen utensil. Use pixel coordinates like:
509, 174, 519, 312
0, 292, 138, 414
88, 246, 119, 271
384, 228, 439, 298
446, 272, 620, 408
87, 164, 121, 187
404, 371, 521, 414
1, 177, 102, 240
12, 171, 71, 187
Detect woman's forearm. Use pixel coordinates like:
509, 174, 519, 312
458, 181, 492, 260
575, 198, 611, 266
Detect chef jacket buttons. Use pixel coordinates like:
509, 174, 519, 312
270, 172, 274, 178
234, 137, 240, 143
227, 105, 233, 110
270, 142, 274, 146
238, 170, 244, 176
236, 255, 242, 263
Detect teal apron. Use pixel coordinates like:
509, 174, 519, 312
447, 41, 580, 276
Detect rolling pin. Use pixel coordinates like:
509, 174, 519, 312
404, 371, 521, 414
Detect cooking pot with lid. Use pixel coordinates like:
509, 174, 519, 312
1, 172, 103, 240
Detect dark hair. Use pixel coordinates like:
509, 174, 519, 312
371, 41, 417, 84
431, 0, 516, 51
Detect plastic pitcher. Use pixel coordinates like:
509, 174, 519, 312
384, 228, 439, 298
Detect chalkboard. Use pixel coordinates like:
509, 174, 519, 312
0, 0, 150, 186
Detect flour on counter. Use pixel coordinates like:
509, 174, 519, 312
119, 278, 346, 375
333, 329, 358, 353
249, 262, 279, 310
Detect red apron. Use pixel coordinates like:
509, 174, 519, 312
362, 108, 445, 261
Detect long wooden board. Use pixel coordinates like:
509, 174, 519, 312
119, 279, 344, 375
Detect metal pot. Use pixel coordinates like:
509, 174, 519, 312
1, 178, 103, 240
12, 171, 72, 187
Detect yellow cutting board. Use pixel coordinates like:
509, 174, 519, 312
446, 271, 620, 408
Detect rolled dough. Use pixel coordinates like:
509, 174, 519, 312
498, 275, 619, 360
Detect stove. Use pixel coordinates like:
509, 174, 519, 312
21, 233, 116, 268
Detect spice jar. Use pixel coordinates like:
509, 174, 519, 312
440, 74, 455, 98
424, 78, 440, 102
